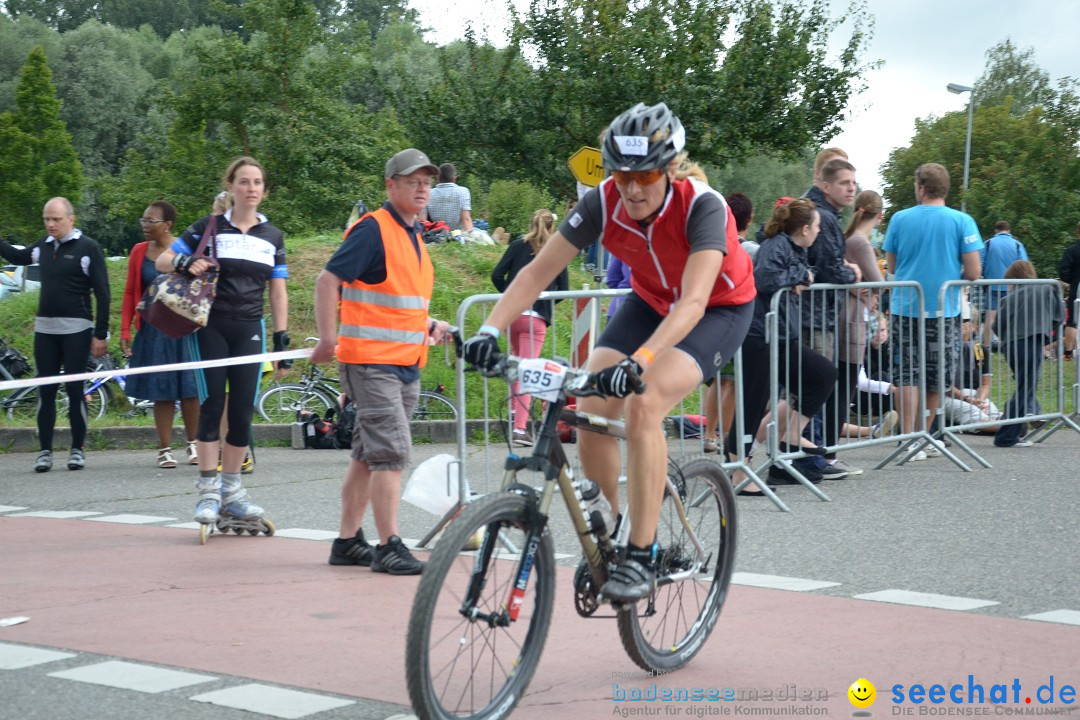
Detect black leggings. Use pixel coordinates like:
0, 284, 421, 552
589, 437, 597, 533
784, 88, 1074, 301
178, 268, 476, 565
194, 315, 263, 446
823, 361, 861, 457
34, 329, 92, 451
726, 334, 837, 458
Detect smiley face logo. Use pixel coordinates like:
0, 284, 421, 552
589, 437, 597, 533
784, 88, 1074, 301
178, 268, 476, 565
848, 678, 876, 709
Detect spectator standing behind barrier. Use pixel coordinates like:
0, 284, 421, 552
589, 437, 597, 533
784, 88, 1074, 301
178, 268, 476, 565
491, 209, 569, 446
992, 261, 1063, 448
463, 102, 755, 601
312, 148, 452, 576
702, 192, 757, 453
726, 198, 838, 493
0, 197, 110, 473
156, 157, 290, 528
119, 200, 200, 469
420, 163, 473, 231
980, 221, 1029, 348
605, 256, 632, 317
883, 163, 983, 457
837, 191, 887, 442
799, 158, 861, 480
1057, 222, 1080, 359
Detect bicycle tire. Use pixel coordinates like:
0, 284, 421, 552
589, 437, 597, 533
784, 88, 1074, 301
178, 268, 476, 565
617, 457, 737, 673
406, 492, 555, 720
412, 391, 458, 422
80, 384, 109, 421
3, 386, 38, 422
256, 384, 335, 423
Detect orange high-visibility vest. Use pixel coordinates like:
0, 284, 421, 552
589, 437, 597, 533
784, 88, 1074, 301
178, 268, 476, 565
337, 208, 434, 368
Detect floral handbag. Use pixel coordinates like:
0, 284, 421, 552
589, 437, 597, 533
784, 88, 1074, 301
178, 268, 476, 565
137, 215, 220, 339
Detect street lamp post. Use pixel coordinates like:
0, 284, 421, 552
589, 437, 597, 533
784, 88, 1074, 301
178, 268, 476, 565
947, 82, 974, 213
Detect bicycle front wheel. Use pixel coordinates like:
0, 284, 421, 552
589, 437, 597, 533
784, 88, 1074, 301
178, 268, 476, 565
406, 492, 555, 720
412, 391, 458, 422
617, 457, 737, 673
4, 387, 39, 422
256, 384, 334, 423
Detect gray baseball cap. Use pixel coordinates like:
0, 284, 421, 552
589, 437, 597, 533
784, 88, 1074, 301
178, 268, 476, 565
385, 148, 438, 179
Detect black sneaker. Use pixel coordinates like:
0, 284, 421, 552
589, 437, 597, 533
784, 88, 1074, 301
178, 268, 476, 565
600, 558, 656, 603
67, 448, 85, 471
329, 528, 374, 566
769, 461, 823, 485
371, 535, 424, 575
35, 450, 52, 473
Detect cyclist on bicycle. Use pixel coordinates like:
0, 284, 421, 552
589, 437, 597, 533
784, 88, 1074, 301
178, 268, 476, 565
463, 102, 755, 602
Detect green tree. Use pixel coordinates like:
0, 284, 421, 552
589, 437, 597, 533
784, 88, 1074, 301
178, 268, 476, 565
515, 0, 875, 183
709, 151, 817, 226
882, 103, 1080, 276
974, 39, 1055, 114
0, 45, 82, 241
109, 0, 407, 234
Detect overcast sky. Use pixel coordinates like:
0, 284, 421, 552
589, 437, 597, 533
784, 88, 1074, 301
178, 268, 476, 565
410, 0, 1079, 195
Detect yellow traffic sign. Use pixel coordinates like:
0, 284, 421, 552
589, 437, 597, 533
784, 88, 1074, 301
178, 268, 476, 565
568, 146, 604, 187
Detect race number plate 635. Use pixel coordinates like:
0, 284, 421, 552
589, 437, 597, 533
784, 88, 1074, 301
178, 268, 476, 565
516, 358, 567, 402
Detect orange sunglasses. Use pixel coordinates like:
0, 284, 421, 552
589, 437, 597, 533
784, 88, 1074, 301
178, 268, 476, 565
611, 168, 666, 186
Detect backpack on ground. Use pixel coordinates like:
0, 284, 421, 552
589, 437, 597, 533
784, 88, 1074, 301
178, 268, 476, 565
331, 398, 356, 450
298, 410, 338, 449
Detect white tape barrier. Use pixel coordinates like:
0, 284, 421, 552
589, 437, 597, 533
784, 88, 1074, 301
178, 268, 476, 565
0, 348, 313, 394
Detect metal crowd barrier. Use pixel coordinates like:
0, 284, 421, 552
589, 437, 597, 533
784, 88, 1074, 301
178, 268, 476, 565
935, 279, 1080, 467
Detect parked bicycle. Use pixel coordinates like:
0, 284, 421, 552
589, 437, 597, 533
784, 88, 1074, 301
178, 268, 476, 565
405, 346, 737, 720
256, 338, 458, 424
0, 338, 109, 421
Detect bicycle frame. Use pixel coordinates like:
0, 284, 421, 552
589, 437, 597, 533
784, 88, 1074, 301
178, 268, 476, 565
466, 355, 711, 620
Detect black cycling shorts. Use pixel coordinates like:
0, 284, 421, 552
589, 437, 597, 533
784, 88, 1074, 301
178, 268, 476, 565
597, 292, 753, 378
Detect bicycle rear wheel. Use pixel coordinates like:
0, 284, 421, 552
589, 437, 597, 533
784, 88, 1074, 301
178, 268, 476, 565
617, 457, 737, 672
412, 391, 458, 422
256, 384, 334, 423
406, 492, 555, 720
3, 387, 39, 422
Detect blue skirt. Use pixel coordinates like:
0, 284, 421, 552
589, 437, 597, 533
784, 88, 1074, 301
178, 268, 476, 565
125, 322, 199, 401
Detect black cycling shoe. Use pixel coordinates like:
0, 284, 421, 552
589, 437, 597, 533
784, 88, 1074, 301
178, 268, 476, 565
600, 558, 656, 603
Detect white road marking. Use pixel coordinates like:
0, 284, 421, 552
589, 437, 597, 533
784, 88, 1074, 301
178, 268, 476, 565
84, 514, 177, 524
732, 572, 842, 591
8, 511, 103, 519
48, 660, 216, 693
1021, 609, 1080, 626
852, 589, 999, 611
0, 642, 76, 669
190, 683, 355, 719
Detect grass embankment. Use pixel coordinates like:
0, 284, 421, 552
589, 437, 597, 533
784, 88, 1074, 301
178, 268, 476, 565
0, 234, 601, 427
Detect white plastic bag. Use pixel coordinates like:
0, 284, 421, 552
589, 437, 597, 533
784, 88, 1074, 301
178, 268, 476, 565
403, 453, 459, 516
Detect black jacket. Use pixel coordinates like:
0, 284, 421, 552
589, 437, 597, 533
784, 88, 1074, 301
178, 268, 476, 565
749, 232, 812, 341
1059, 241, 1080, 307
0, 232, 110, 339
801, 185, 856, 330
491, 238, 569, 326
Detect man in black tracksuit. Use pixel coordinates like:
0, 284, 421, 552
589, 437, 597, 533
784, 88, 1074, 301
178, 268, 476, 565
0, 197, 111, 472
796, 158, 861, 478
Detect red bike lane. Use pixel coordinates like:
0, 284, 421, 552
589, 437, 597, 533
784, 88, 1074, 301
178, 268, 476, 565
2, 515, 1077, 719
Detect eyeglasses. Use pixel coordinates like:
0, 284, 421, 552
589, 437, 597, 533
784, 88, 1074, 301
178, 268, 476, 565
611, 168, 666, 186
139, 218, 165, 226
395, 176, 434, 190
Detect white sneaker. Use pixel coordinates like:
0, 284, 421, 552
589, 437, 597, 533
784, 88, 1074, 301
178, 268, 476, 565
922, 443, 942, 458
871, 410, 900, 439
909, 450, 928, 462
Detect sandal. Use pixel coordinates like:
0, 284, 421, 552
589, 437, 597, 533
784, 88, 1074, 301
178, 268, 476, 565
157, 447, 177, 468
186, 441, 199, 465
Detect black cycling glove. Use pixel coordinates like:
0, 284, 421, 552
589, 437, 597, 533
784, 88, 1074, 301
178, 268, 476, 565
462, 333, 501, 374
595, 357, 644, 398
172, 253, 195, 275
273, 330, 292, 369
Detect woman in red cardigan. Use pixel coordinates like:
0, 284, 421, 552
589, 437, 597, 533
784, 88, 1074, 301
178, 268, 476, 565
120, 201, 200, 468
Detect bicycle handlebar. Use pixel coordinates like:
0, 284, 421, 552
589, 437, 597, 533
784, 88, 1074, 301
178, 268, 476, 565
467, 349, 646, 400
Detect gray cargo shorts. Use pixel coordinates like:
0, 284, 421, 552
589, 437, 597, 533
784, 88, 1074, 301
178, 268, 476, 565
339, 363, 419, 471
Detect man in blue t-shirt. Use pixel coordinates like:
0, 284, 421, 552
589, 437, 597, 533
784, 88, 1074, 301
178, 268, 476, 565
979, 220, 1028, 347
883, 163, 983, 447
